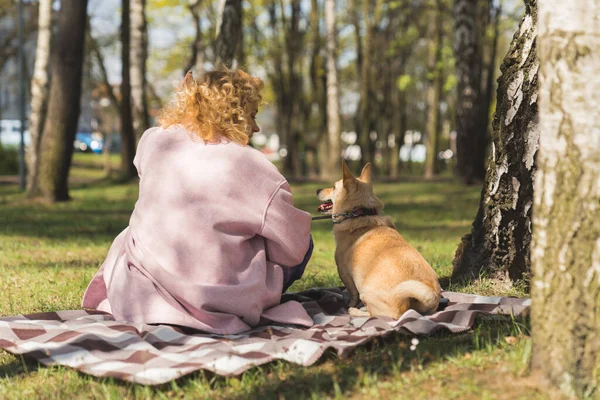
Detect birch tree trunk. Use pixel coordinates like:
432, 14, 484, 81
120, 0, 137, 180
531, 1, 600, 396
452, 0, 538, 285
130, 0, 150, 140
424, 0, 443, 179
26, 0, 52, 197
215, 0, 242, 68
324, 0, 341, 180
37, 0, 88, 202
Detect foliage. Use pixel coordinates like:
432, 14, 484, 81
0, 146, 19, 175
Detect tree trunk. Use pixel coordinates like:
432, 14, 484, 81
26, 0, 52, 197
266, 1, 288, 168
531, 1, 600, 396
452, 0, 538, 285
309, 0, 325, 179
215, 0, 242, 68
274, 0, 305, 179
389, 89, 406, 179
37, 0, 88, 202
473, 1, 503, 186
324, 0, 341, 181
357, 0, 374, 166
103, 131, 113, 177
186, 0, 205, 76
89, 34, 121, 112
120, 0, 137, 181
89, 33, 119, 179
453, 0, 485, 184
287, 0, 304, 179
424, 0, 443, 179
130, 0, 150, 140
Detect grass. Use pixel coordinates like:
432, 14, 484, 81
0, 154, 560, 399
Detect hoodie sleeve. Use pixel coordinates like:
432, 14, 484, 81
133, 127, 159, 178
260, 180, 312, 268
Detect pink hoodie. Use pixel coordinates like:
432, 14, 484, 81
82, 126, 314, 334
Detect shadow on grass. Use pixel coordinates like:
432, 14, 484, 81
0, 182, 478, 242
0, 316, 530, 398
0, 355, 42, 379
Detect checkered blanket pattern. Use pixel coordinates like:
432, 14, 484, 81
0, 288, 530, 385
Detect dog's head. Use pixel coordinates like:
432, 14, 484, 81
316, 161, 383, 215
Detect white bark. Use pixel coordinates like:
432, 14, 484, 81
325, 0, 341, 179
26, 0, 52, 195
215, 0, 226, 36
532, 0, 600, 396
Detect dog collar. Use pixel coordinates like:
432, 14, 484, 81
331, 207, 378, 224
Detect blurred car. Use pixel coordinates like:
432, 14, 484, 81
74, 132, 104, 153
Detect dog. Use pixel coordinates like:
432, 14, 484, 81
317, 161, 441, 319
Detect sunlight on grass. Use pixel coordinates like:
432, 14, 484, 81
0, 166, 550, 399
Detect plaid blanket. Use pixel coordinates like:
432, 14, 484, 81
0, 288, 530, 385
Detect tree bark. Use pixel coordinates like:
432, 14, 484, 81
89, 34, 121, 112
531, 1, 600, 396
26, 0, 52, 197
452, 0, 538, 285
37, 0, 88, 202
324, 0, 342, 181
266, 1, 288, 169
186, 0, 205, 76
130, 0, 150, 140
89, 32, 120, 178
478, 1, 502, 178
120, 0, 137, 181
268, 0, 305, 179
389, 88, 407, 179
284, 0, 304, 179
215, 0, 242, 68
453, 0, 485, 184
356, 0, 382, 167
309, 0, 325, 179
424, 0, 443, 179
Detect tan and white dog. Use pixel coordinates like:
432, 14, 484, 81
317, 161, 441, 319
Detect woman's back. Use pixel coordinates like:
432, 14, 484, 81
83, 126, 313, 334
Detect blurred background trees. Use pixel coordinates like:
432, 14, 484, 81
0, 0, 525, 189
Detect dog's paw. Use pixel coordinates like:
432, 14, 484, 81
348, 307, 371, 317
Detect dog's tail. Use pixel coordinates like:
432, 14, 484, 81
392, 280, 440, 315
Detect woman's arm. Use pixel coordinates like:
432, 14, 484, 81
260, 181, 312, 268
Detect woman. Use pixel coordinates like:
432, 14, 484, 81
82, 69, 314, 334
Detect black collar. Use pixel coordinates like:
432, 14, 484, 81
332, 207, 378, 224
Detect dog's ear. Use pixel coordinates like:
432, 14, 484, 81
342, 160, 355, 185
359, 163, 372, 184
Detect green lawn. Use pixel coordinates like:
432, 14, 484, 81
0, 156, 560, 399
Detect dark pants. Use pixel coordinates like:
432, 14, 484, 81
281, 235, 314, 293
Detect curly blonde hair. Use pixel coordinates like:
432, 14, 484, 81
158, 69, 264, 145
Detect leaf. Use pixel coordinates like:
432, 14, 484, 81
396, 74, 412, 91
